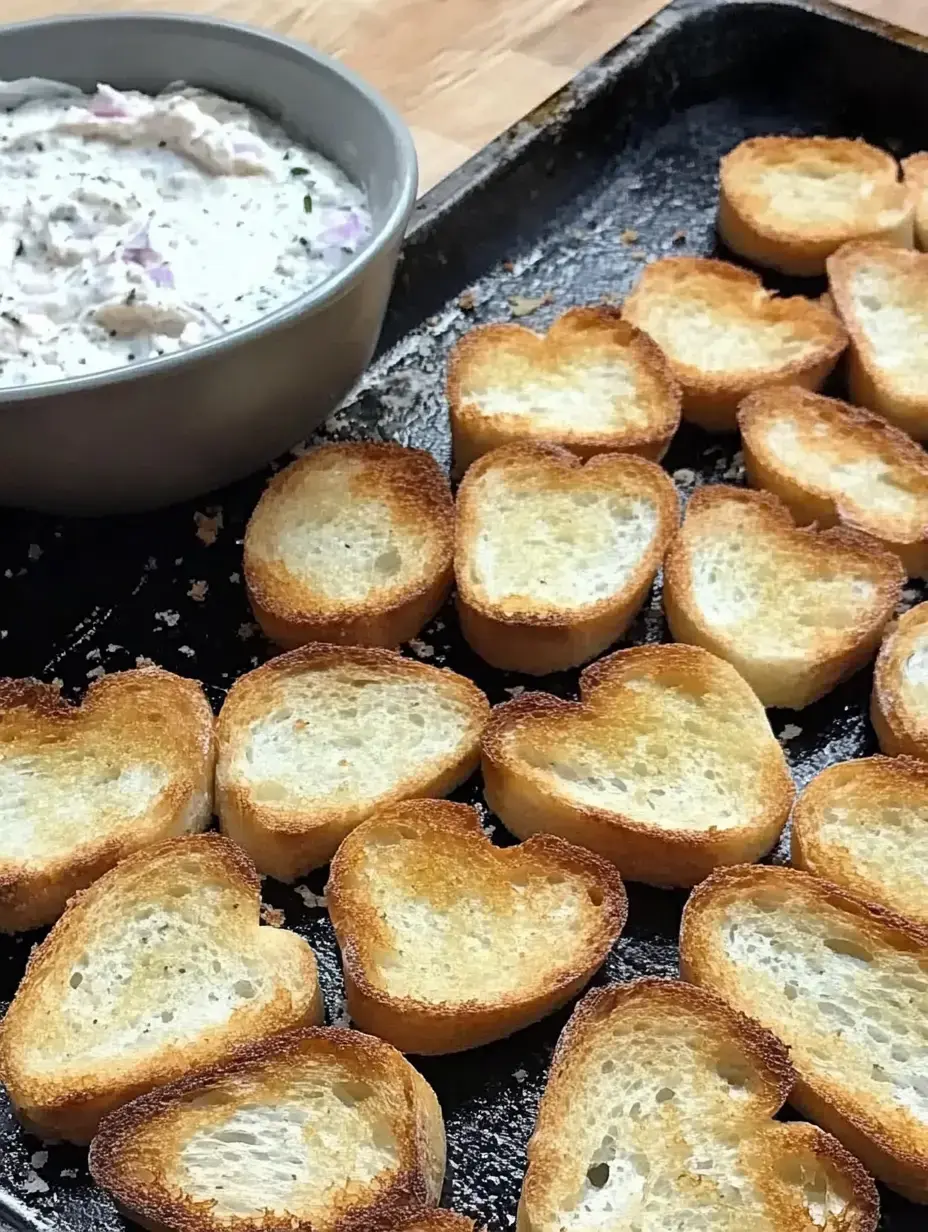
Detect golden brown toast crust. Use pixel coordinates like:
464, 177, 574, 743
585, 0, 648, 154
621, 257, 847, 430
518, 977, 879, 1232
326, 799, 627, 1054
396, 1215, 478, 1232
738, 385, 928, 577
482, 643, 793, 887
871, 600, 928, 759
215, 644, 490, 879
0, 668, 215, 933
89, 1026, 446, 1232
902, 153, 928, 250
663, 484, 904, 708
719, 136, 913, 276
447, 306, 682, 474
792, 754, 928, 928
681, 863, 928, 1202
454, 442, 679, 674
0, 834, 322, 1143
244, 442, 454, 650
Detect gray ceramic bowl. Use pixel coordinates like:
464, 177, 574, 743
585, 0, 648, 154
0, 13, 417, 513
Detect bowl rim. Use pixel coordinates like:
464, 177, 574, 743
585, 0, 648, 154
0, 9, 418, 404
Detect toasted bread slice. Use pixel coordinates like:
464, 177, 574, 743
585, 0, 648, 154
681, 864, 928, 1201
0, 834, 321, 1143
326, 799, 627, 1054
447, 307, 682, 475
216, 644, 490, 881
738, 386, 928, 578
454, 443, 679, 674
663, 485, 904, 708
518, 977, 878, 1232
871, 600, 928, 759
398, 1217, 477, 1232
792, 755, 928, 929
89, 1026, 445, 1232
0, 668, 214, 933
620, 257, 846, 430
244, 443, 454, 650
482, 643, 793, 887
827, 241, 928, 440
902, 153, 928, 250
719, 136, 913, 276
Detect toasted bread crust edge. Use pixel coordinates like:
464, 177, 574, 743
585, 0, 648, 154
215, 644, 491, 880
481, 644, 794, 887
0, 834, 323, 1143
663, 485, 904, 709
0, 669, 216, 933
244, 443, 455, 650
89, 1026, 446, 1232
738, 386, 928, 578
517, 976, 879, 1232
327, 800, 628, 1054
680, 863, 928, 1202
871, 601, 928, 760
719, 137, 914, 276
454, 444, 679, 674
447, 307, 683, 475
791, 754, 928, 928
902, 153, 928, 250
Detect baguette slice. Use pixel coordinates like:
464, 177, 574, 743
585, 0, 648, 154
902, 153, 928, 250
216, 644, 490, 880
792, 755, 928, 928
681, 863, 928, 1201
827, 241, 928, 439
89, 1026, 445, 1232
719, 136, 913, 276
447, 307, 682, 475
454, 443, 679, 674
0, 834, 321, 1143
482, 643, 793, 887
738, 386, 928, 578
621, 257, 847, 430
663, 485, 904, 708
244, 443, 454, 650
0, 668, 214, 933
518, 978, 878, 1232
871, 600, 928, 759
326, 799, 627, 1054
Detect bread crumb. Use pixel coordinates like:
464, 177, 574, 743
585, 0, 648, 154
60, 1168, 78, 1178
30, 1151, 48, 1169
27, 543, 42, 561
295, 885, 327, 910
672, 468, 696, 487
407, 638, 435, 659
86, 647, 101, 660
509, 291, 554, 318
458, 290, 476, 311
330, 995, 351, 1028
106, 643, 122, 653
260, 903, 285, 928
178, 645, 195, 657
502, 259, 515, 272
0, 630, 7, 639
779, 723, 803, 742
51, 676, 63, 688
194, 509, 223, 546
672, 229, 687, 244
155, 610, 180, 628
504, 685, 525, 698
512, 1068, 528, 1082
238, 622, 259, 640
21, 1171, 48, 1195
188, 580, 208, 602
230, 572, 241, 584
86, 665, 105, 680
620, 228, 639, 244
135, 656, 156, 669
630, 248, 648, 259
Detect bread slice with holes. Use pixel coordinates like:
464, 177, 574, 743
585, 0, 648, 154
244, 442, 454, 650
681, 863, 928, 1202
518, 977, 878, 1232
0, 834, 321, 1144
482, 643, 793, 888
871, 600, 928, 760
216, 644, 490, 881
827, 242, 928, 440
902, 153, 928, 250
719, 136, 913, 276
89, 1026, 445, 1232
621, 257, 846, 430
0, 668, 215, 933
447, 306, 682, 476
454, 443, 679, 674
663, 485, 904, 709
327, 799, 627, 1054
738, 386, 928, 578
792, 755, 928, 929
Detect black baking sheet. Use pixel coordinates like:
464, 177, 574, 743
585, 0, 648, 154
0, 1, 925, 1228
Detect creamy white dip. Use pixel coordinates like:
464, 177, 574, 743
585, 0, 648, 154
0, 82, 372, 387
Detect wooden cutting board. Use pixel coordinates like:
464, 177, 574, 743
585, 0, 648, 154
3, 0, 925, 193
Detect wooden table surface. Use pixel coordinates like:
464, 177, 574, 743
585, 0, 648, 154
4, 0, 926, 193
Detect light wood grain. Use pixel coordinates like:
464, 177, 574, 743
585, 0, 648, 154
3, 0, 923, 191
